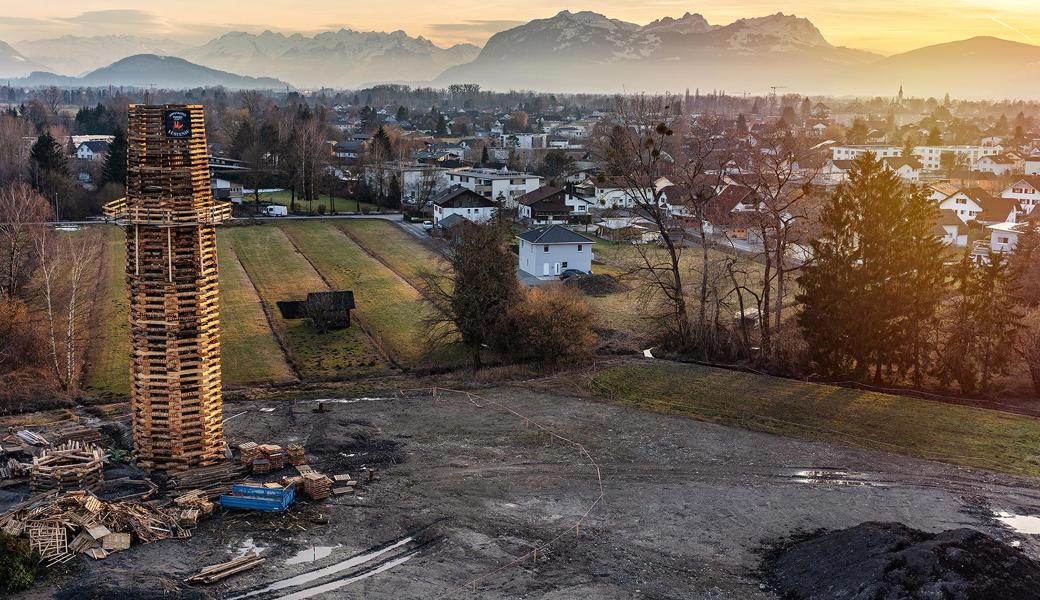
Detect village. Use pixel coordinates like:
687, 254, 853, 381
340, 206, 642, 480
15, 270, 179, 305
1, 47, 1040, 600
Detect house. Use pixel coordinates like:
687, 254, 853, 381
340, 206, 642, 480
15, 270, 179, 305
927, 182, 959, 202
364, 161, 448, 205
950, 171, 1001, 193
830, 145, 902, 161
592, 176, 654, 209
976, 195, 1021, 225
987, 220, 1027, 254
75, 140, 109, 161
517, 225, 594, 279
882, 156, 922, 183
211, 178, 244, 204
431, 185, 496, 227
937, 188, 991, 223
934, 209, 968, 247
595, 217, 657, 243
1000, 176, 1040, 213
444, 168, 542, 208
975, 153, 1020, 176
517, 186, 571, 225
1025, 156, 1040, 175
333, 140, 363, 160
910, 145, 1001, 171
818, 159, 856, 185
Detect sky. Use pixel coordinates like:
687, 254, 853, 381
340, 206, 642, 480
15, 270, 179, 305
3, 1, 1040, 54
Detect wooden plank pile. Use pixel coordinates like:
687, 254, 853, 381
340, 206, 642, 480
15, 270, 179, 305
30, 442, 104, 493
259, 444, 285, 470
0, 489, 198, 564
185, 552, 265, 584
286, 443, 306, 465
167, 462, 246, 490
301, 473, 333, 500
237, 442, 261, 465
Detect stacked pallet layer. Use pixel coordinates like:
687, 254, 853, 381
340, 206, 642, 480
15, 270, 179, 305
30, 443, 105, 494
125, 104, 224, 471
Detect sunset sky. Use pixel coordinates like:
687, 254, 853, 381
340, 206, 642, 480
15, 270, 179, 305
3, 1, 1039, 53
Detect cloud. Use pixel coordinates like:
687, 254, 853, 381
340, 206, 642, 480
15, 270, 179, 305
429, 19, 524, 38
56, 9, 162, 27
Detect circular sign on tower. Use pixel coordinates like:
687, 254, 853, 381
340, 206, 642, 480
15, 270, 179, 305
164, 109, 192, 138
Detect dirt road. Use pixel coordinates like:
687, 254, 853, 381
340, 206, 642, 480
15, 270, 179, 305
21, 384, 1040, 599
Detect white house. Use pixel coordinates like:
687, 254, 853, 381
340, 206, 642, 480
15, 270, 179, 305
593, 177, 655, 209
882, 156, 922, 183
211, 178, 244, 204
830, 145, 902, 161
1000, 176, 1040, 213
364, 161, 448, 205
937, 188, 990, 223
974, 153, 1019, 176
988, 221, 1026, 254
1025, 156, 1040, 175
517, 186, 575, 225
935, 209, 968, 247
445, 168, 542, 208
517, 225, 594, 279
911, 145, 1001, 171
431, 185, 496, 226
75, 140, 109, 161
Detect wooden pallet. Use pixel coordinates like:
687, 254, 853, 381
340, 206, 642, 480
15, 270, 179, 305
123, 105, 225, 471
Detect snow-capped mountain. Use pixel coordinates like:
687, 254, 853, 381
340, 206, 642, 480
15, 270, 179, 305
16, 35, 188, 76
180, 29, 481, 88
0, 40, 50, 78
437, 11, 880, 93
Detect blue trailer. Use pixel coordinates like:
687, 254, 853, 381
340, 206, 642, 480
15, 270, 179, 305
219, 483, 296, 512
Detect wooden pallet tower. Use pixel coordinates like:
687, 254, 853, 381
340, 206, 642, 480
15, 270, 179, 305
106, 105, 231, 471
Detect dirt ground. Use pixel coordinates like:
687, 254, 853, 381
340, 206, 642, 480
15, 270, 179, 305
9, 382, 1040, 599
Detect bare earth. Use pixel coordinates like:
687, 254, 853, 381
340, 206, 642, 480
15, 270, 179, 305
15, 383, 1040, 599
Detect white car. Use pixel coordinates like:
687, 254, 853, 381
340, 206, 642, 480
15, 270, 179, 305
422, 220, 433, 231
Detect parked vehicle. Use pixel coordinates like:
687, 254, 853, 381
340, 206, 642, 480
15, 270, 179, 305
559, 268, 589, 280
422, 220, 433, 231
261, 205, 288, 217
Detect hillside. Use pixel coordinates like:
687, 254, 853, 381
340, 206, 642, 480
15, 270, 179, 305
180, 29, 481, 88
437, 11, 880, 94
0, 40, 50, 78
851, 37, 1040, 99
16, 35, 188, 76
15, 54, 289, 89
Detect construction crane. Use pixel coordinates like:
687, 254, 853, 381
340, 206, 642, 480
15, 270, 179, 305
770, 85, 788, 97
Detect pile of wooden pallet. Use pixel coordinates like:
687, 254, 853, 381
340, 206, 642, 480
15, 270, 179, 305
259, 444, 285, 470
30, 442, 104, 493
286, 443, 306, 465
185, 552, 265, 584
301, 473, 333, 500
167, 462, 246, 490
0, 489, 194, 565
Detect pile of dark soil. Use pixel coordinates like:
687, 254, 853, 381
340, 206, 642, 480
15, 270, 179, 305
566, 274, 625, 296
762, 522, 1040, 599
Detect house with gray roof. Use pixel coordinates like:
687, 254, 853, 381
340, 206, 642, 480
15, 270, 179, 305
517, 225, 594, 279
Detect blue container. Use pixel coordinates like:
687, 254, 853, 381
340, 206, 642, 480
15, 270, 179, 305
219, 483, 296, 512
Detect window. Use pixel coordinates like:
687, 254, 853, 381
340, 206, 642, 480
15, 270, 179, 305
543, 245, 549, 253
998, 236, 1009, 244
956, 198, 966, 204
562, 262, 568, 268
577, 244, 583, 252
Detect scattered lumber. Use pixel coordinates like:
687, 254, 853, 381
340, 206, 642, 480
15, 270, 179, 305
167, 463, 246, 490
185, 552, 265, 584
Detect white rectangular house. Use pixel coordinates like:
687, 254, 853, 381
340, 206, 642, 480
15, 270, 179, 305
1001, 176, 1040, 214
431, 185, 497, 226
517, 225, 594, 279
445, 168, 542, 208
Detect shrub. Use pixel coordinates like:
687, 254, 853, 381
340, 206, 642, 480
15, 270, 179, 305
507, 287, 597, 367
0, 531, 37, 593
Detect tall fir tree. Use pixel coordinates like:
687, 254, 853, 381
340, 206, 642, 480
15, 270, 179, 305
101, 126, 128, 187
797, 154, 945, 383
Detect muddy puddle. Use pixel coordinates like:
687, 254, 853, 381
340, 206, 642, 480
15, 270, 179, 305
789, 469, 886, 487
995, 511, 1040, 535
286, 545, 342, 565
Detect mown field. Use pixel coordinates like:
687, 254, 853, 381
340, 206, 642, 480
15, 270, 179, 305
589, 361, 1040, 478
221, 225, 390, 380
83, 226, 130, 397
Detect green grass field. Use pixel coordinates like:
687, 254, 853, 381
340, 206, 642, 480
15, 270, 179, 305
250, 190, 383, 214
590, 361, 1040, 478
334, 219, 445, 291
279, 220, 464, 366
83, 226, 130, 396
222, 225, 389, 379
215, 235, 296, 386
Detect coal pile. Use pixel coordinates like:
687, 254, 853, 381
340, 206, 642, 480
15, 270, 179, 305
565, 274, 624, 296
762, 522, 1040, 600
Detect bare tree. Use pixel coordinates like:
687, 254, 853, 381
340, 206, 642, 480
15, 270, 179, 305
0, 113, 33, 184
413, 167, 441, 214
33, 226, 100, 392
737, 130, 820, 358
0, 183, 53, 300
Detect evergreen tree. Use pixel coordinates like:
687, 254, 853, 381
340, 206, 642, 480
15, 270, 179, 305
28, 132, 70, 201
395, 105, 409, 122
435, 114, 447, 136
926, 126, 943, 145
797, 154, 945, 383
101, 126, 127, 187
735, 113, 748, 136
480, 145, 489, 164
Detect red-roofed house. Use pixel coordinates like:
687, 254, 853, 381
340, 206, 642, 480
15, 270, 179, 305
1000, 176, 1040, 214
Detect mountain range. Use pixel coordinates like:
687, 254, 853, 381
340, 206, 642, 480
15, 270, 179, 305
3, 11, 1040, 98
13, 55, 288, 90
